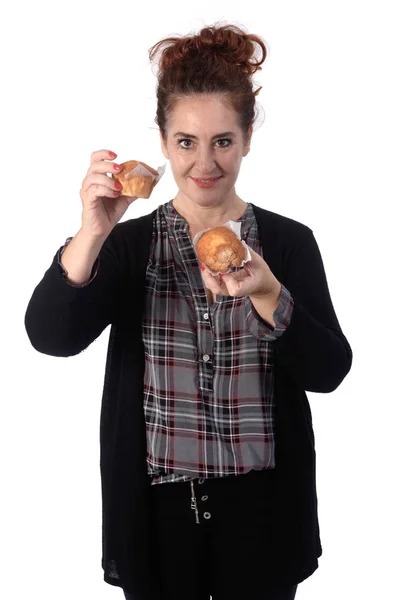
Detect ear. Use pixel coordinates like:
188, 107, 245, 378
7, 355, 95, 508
243, 125, 253, 157
159, 131, 169, 160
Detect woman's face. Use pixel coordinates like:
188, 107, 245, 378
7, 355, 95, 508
160, 94, 252, 208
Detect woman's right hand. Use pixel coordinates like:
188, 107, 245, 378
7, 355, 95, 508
79, 149, 138, 240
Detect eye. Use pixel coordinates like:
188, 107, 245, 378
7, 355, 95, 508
216, 138, 232, 148
177, 138, 232, 150
177, 138, 193, 149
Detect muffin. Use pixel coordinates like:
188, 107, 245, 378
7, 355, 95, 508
111, 160, 159, 198
196, 226, 247, 273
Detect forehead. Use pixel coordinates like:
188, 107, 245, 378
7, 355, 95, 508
169, 94, 240, 134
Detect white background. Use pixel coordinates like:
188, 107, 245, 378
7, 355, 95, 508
1, 1, 399, 599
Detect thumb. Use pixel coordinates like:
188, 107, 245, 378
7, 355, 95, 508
246, 245, 262, 263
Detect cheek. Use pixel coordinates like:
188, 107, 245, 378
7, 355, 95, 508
171, 156, 189, 174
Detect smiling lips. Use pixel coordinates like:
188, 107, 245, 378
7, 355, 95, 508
191, 176, 222, 188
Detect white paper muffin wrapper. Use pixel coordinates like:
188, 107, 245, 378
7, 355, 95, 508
124, 162, 166, 183
193, 220, 252, 276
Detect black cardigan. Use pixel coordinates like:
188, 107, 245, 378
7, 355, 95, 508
24, 203, 353, 598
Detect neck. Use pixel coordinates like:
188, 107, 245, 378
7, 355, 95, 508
172, 193, 248, 238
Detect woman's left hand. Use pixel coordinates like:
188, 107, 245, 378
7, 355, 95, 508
201, 245, 280, 299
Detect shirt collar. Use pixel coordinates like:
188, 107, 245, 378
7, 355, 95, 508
162, 199, 255, 235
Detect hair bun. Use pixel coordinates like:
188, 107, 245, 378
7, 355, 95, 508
193, 24, 266, 76
151, 23, 267, 78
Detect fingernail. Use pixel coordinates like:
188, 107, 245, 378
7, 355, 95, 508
109, 152, 117, 159
200, 263, 205, 271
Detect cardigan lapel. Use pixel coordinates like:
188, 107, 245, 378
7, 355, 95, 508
252, 204, 283, 283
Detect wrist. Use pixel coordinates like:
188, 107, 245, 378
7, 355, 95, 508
77, 228, 108, 254
249, 280, 281, 329
250, 277, 281, 301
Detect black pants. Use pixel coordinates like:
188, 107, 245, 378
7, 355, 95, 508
124, 469, 299, 600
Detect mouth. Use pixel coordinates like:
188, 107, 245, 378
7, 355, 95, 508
191, 176, 222, 188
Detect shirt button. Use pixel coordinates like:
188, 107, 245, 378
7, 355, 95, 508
198, 479, 205, 484
201, 495, 208, 502
203, 512, 212, 519
202, 354, 210, 362
203, 313, 209, 320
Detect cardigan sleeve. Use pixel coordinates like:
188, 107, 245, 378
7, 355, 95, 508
57, 237, 100, 288
274, 227, 353, 393
24, 225, 127, 358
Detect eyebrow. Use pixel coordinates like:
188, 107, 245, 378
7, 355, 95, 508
173, 131, 236, 140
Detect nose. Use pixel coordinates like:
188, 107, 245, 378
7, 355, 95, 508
195, 147, 219, 174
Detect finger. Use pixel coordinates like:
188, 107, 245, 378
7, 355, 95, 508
90, 149, 118, 165
82, 173, 122, 193
84, 183, 124, 200
222, 270, 253, 295
201, 268, 230, 295
224, 267, 251, 284
87, 160, 122, 178
245, 246, 263, 268
222, 275, 243, 295
201, 269, 221, 293
206, 275, 231, 297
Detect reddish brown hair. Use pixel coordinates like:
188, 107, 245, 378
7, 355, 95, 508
148, 22, 268, 144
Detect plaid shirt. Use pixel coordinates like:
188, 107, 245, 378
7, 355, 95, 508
142, 200, 294, 485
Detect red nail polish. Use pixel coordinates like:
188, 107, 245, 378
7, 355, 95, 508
200, 263, 205, 271
109, 152, 117, 159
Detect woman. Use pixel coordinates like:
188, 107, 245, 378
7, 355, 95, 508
25, 23, 353, 600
